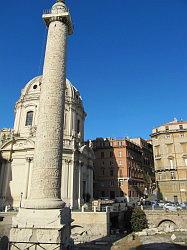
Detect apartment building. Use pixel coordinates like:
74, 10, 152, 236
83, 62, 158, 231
92, 137, 154, 202
151, 119, 187, 202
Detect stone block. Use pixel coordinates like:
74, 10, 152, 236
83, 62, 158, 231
10, 208, 71, 250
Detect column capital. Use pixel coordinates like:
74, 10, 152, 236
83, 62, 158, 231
64, 158, 72, 164
26, 157, 33, 162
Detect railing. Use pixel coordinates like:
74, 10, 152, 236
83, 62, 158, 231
8, 242, 63, 250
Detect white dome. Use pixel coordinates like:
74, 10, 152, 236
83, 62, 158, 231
19, 75, 83, 105
14, 75, 86, 140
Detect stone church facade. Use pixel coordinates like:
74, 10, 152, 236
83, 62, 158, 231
0, 75, 94, 210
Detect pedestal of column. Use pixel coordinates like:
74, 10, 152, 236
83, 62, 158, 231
10, 207, 71, 250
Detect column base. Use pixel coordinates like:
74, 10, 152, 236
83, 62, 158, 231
24, 198, 65, 209
10, 207, 72, 250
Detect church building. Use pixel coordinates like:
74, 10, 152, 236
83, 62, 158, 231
0, 76, 94, 209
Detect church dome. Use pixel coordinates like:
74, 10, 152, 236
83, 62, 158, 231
19, 75, 83, 107
14, 75, 86, 139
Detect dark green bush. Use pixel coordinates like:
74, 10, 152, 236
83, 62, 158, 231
130, 207, 148, 232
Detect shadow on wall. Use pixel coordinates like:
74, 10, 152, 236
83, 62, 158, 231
132, 243, 187, 250
0, 158, 13, 211
6, 160, 13, 210
0, 159, 13, 211
0, 236, 9, 250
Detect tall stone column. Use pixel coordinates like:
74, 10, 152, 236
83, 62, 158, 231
78, 161, 83, 208
25, 0, 73, 209
24, 157, 33, 199
10, 1, 73, 248
0, 161, 5, 198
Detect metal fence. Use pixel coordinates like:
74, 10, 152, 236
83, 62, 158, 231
8, 242, 64, 250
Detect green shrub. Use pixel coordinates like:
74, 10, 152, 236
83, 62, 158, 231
130, 207, 148, 232
124, 206, 134, 232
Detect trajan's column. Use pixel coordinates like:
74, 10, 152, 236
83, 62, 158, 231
10, 0, 73, 248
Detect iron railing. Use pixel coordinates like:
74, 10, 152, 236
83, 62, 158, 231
8, 241, 64, 250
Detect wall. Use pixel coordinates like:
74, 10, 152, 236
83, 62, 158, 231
145, 210, 187, 229
71, 211, 110, 243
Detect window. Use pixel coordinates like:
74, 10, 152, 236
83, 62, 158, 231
33, 84, 37, 89
157, 173, 162, 181
118, 179, 123, 186
169, 158, 174, 169
110, 151, 113, 157
119, 160, 122, 166
171, 172, 176, 180
165, 126, 169, 131
154, 145, 160, 157
181, 143, 187, 153
184, 158, 187, 167
110, 169, 114, 176
110, 180, 115, 186
25, 111, 34, 126
77, 119, 80, 133
167, 144, 173, 153
110, 191, 115, 199
102, 168, 105, 175
179, 125, 183, 130
101, 152, 104, 158
119, 151, 122, 157
119, 169, 123, 177
101, 191, 105, 197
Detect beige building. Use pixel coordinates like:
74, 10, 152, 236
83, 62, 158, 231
151, 119, 187, 203
0, 76, 94, 210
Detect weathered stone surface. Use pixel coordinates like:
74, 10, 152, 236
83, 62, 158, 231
25, 18, 67, 209
71, 212, 110, 243
10, 208, 71, 250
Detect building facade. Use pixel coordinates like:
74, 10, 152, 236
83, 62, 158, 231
92, 137, 154, 202
0, 76, 94, 210
151, 119, 187, 203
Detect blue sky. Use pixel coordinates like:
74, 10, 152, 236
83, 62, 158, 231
0, 0, 187, 140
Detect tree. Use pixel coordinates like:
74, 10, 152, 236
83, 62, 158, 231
130, 207, 148, 232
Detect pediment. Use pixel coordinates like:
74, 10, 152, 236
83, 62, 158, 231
1, 138, 35, 151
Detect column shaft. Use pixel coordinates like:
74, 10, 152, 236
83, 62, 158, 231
25, 20, 67, 209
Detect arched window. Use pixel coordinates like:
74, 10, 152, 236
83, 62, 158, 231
25, 111, 34, 126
